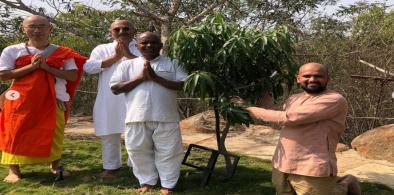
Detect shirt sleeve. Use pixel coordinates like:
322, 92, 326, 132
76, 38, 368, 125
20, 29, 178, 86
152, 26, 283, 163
84, 46, 104, 74
0, 47, 16, 71
63, 58, 77, 70
110, 61, 129, 87
173, 59, 188, 81
254, 94, 348, 127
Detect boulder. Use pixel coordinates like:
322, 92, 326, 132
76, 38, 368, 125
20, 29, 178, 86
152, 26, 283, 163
180, 110, 246, 133
351, 124, 394, 162
336, 143, 350, 152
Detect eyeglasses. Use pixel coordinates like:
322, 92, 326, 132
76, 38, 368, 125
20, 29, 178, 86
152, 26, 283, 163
24, 25, 51, 30
111, 27, 130, 32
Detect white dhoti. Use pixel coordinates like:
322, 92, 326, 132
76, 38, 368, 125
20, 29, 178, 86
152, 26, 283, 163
100, 133, 123, 170
125, 122, 183, 189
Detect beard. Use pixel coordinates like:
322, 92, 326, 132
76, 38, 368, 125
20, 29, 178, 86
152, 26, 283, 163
301, 85, 327, 94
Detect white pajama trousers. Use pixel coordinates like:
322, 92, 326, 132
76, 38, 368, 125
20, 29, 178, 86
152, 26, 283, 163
125, 122, 183, 189
100, 133, 123, 170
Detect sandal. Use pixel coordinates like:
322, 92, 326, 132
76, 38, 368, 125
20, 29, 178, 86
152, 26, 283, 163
53, 166, 70, 181
54, 166, 64, 181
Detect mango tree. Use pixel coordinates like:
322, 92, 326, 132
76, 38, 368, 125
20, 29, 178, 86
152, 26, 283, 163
168, 13, 298, 181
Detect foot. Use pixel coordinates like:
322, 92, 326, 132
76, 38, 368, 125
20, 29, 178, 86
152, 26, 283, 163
3, 165, 21, 183
3, 173, 21, 183
160, 188, 174, 195
100, 169, 117, 178
51, 166, 71, 181
137, 184, 152, 193
50, 160, 71, 180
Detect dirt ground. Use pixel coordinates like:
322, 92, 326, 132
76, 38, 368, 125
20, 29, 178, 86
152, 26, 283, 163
65, 116, 394, 189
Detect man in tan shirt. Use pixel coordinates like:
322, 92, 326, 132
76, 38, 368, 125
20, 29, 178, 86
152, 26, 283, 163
247, 63, 361, 195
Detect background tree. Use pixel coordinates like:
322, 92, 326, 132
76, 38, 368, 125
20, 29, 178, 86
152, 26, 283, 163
0, 0, 337, 116
296, 2, 394, 144
0, 0, 336, 50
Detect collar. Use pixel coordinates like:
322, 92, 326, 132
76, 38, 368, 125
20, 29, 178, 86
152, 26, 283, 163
139, 55, 162, 62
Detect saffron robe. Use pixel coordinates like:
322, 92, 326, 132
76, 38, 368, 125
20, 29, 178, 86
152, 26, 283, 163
0, 46, 86, 157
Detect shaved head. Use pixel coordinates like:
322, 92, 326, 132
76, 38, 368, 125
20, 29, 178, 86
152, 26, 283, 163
297, 62, 330, 94
299, 62, 329, 76
22, 15, 52, 46
136, 31, 162, 60
109, 19, 136, 42
23, 15, 50, 26
137, 32, 161, 43
110, 20, 135, 31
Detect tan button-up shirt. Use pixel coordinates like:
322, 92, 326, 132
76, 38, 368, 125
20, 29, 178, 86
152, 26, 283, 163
252, 90, 347, 177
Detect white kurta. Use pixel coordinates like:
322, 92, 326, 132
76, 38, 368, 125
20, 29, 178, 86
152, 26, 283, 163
110, 56, 188, 123
110, 55, 187, 188
84, 40, 141, 136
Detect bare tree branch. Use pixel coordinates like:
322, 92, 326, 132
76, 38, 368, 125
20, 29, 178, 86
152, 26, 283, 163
148, 0, 168, 14
1, 0, 96, 40
1, 0, 45, 16
186, 0, 228, 26
126, 0, 164, 22
167, 0, 181, 17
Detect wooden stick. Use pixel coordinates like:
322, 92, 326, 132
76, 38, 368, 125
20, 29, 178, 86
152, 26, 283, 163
350, 75, 394, 81
359, 59, 394, 77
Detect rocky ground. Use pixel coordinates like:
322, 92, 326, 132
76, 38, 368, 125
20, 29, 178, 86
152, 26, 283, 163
65, 115, 394, 189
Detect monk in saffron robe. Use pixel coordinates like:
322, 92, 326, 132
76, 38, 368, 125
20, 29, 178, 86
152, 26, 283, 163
0, 15, 86, 183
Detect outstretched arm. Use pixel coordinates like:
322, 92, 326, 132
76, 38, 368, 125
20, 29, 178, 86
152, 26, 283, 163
247, 94, 347, 126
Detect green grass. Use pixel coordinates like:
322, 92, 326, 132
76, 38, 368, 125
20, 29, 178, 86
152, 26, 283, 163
0, 138, 392, 195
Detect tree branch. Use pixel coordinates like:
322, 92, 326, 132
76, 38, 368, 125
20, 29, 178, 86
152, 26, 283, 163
1, 0, 45, 16
167, 0, 181, 17
148, 0, 168, 14
186, 0, 228, 26
126, 0, 164, 22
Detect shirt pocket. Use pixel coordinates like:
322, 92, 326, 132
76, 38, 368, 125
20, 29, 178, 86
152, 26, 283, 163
156, 64, 174, 80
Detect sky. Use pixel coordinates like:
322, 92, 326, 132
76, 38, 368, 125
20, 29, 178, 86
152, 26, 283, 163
319, 0, 394, 15
14, 0, 394, 17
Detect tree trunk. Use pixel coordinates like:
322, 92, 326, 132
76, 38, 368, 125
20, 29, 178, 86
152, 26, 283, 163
214, 105, 234, 178
160, 18, 171, 54
219, 121, 233, 178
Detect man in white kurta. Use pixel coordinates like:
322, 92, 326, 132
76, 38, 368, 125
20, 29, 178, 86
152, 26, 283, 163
84, 20, 141, 177
110, 32, 187, 195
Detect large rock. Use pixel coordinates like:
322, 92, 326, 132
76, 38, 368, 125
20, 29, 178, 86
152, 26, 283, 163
351, 124, 394, 163
336, 143, 350, 152
180, 110, 246, 133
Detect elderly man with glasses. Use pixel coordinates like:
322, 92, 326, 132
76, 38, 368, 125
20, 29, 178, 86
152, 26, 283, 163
0, 15, 86, 183
84, 19, 141, 178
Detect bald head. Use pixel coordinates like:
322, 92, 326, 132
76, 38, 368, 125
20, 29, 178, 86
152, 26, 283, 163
137, 32, 161, 43
110, 20, 135, 31
299, 62, 329, 76
22, 15, 52, 45
136, 31, 163, 60
23, 15, 50, 26
110, 19, 136, 42
297, 62, 329, 94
